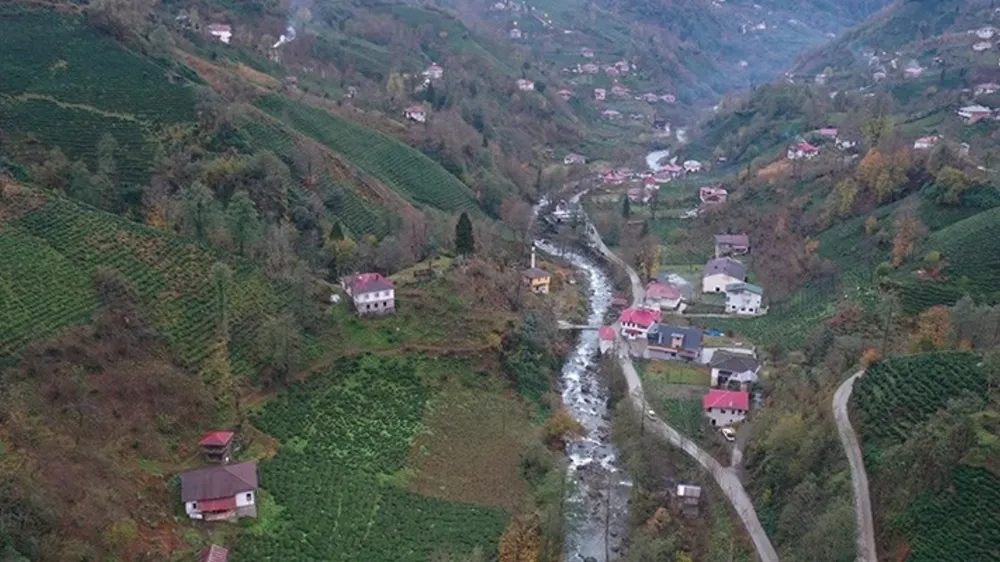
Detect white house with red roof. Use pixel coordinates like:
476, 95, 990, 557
787, 142, 819, 160
581, 47, 595, 58
913, 135, 940, 150
598, 326, 617, 355
404, 106, 427, 123
423, 63, 444, 80
815, 127, 838, 139
702, 389, 749, 427
582, 63, 600, 74
618, 307, 661, 339
181, 461, 258, 521
602, 109, 622, 120
207, 24, 232, 44
342, 273, 395, 316
611, 84, 630, 97
557, 89, 574, 101
594, 88, 606, 101
199, 430, 236, 464
699, 186, 728, 205
516, 78, 535, 91
645, 281, 682, 311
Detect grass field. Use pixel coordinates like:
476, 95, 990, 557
640, 359, 711, 386
237, 356, 509, 561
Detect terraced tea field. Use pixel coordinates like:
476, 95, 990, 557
0, 191, 285, 373
237, 356, 507, 561
256, 95, 481, 214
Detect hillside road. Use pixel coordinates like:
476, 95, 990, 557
833, 370, 877, 562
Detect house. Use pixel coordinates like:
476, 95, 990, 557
653, 170, 673, 184
557, 89, 574, 101
683, 160, 702, 173
913, 135, 940, 150
582, 63, 600, 74
814, 73, 828, 85
281, 76, 298, 92
604, 66, 621, 77
958, 104, 994, 124
702, 389, 749, 427
594, 88, 606, 101
509, 28, 522, 39
646, 323, 702, 361
180, 461, 258, 521
614, 60, 630, 73
873, 71, 887, 82
815, 127, 838, 139
200, 545, 229, 562
644, 281, 682, 311
710, 352, 761, 388
787, 142, 819, 160
974, 26, 998, 40
207, 24, 232, 44
551, 200, 582, 222
975, 82, 1000, 95
618, 307, 662, 339
342, 272, 395, 316
423, 63, 444, 80
516, 78, 535, 91
676, 484, 702, 510
611, 84, 629, 97
404, 105, 427, 123
199, 430, 236, 464
664, 163, 684, 177
522, 246, 550, 294
581, 47, 595, 58
702, 257, 747, 293
598, 326, 617, 355
640, 93, 661, 103
602, 109, 622, 120
563, 153, 587, 165
904, 64, 924, 78
724, 282, 764, 315
836, 138, 857, 151
714, 234, 750, 258
660, 94, 677, 104
973, 41, 994, 52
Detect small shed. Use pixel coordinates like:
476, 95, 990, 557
676, 484, 702, 516
200, 545, 229, 562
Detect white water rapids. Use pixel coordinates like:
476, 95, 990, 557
534, 235, 631, 562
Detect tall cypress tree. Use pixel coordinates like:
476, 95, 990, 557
455, 212, 475, 257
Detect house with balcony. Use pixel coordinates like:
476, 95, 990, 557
180, 461, 258, 522
702, 389, 749, 427
645, 323, 702, 361
342, 272, 395, 316
725, 282, 764, 315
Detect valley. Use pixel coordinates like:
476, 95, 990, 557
1, 0, 1000, 561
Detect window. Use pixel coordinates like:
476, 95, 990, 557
246, 493, 253, 502
191, 502, 197, 509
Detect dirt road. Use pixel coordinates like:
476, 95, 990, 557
833, 370, 877, 562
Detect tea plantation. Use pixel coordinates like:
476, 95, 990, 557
236, 356, 508, 561
256, 95, 481, 215
851, 351, 1000, 562
0, 191, 285, 373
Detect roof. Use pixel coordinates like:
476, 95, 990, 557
648, 323, 702, 351
714, 234, 749, 247
703, 258, 747, 281
344, 272, 394, 294
645, 282, 681, 301
817, 128, 838, 137
702, 389, 749, 411
677, 484, 702, 498
960, 104, 993, 113
207, 24, 231, 32
793, 142, 818, 151
725, 282, 763, 296
198, 431, 235, 447
405, 106, 426, 113
201, 545, 229, 562
619, 307, 661, 328
180, 461, 258, 502
710, 351, 761, 373
522, 267, 550, 279
598, 326, 616, 341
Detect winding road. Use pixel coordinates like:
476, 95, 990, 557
833, 370, 877, 562
585, 224, 780, 562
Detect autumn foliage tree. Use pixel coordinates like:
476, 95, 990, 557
498, 518, 540, 562
891, 211, 927, 267
912, 305, 953, 351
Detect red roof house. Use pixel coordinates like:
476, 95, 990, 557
644, 282, 682, 310
199, 431, 235, 464
619, 307, 662, 339
199, 431, 235, 447
341, 273, 396, 316
599, 326, 617, 341
702, 389, 750, 427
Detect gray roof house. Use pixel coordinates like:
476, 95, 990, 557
646, 323, 702, 361
702, 257, 748, 293
180, 461, 258, 521
710, 351, 761, 388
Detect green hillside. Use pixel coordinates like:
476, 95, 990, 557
0, 188, 285, 372
851, 351, 1000, 562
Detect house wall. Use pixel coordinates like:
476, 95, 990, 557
710, 368, 759, 387
621, 322, 651, 339
646, 296, 681, 310
725, 292, 762, 315
353, 289, 395, 315
703, 274, 739, 293
185, 501, 203, 520
705, 407, 747, 427
648, 346, 698, 361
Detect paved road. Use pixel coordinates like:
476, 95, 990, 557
587, 224, 780, 562
833, 370, 877, 562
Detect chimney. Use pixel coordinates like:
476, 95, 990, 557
531, 245, 536, 269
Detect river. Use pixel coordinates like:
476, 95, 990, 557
534, 235, 631, 562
